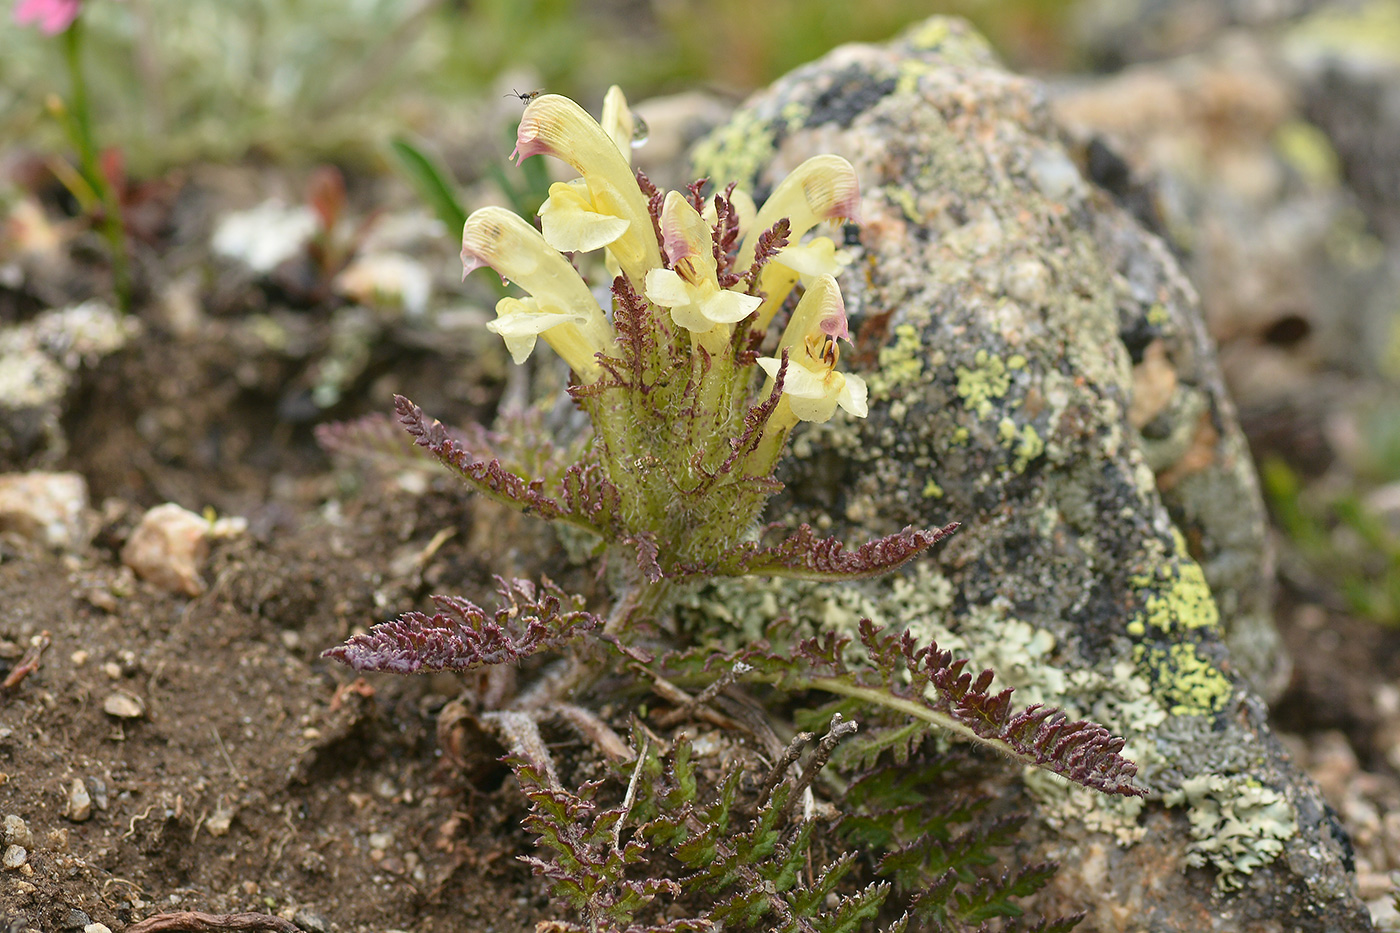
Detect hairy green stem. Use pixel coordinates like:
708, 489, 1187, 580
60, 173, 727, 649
61, 18, 131, 313
751, 671, 1021, 768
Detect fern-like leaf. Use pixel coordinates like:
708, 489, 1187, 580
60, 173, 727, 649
322, 577, 601, 673
395, 394, 620, 538
316, 412, 442, 473
712, 521, 961, 581
715, 621, 1141, 797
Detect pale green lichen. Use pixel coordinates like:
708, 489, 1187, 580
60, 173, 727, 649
921, 478, 944, 499
867, 323, 926, 398
1164, 775, 1297, 891
1022, 769, 1147, 845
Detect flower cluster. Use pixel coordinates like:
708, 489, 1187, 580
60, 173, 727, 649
460, 88, 866, 569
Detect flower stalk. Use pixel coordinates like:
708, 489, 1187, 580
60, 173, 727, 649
56, 13, 132, 313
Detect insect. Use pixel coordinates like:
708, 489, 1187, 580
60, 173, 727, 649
506, 88, 543, 104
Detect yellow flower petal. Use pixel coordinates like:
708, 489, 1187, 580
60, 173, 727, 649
514, 94, 661, 285
538, 180, 632, 253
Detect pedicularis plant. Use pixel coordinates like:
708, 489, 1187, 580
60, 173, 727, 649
321, 89, 1142, 932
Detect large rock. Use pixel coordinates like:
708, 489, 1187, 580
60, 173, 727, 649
692, 17, 1370, 931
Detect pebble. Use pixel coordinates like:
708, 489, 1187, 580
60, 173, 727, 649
0, 471, 90, 551
120, 503, 213, 597
205, 806, 234, 837
1, 844, 25, 869
102, 691, 145, 719
292, 908, 331, 933
84, 925, 114, 933
65, 778, 92, 822
2, 815, 33, 848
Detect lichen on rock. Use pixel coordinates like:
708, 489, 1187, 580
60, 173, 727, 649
691, 15, 1369, 930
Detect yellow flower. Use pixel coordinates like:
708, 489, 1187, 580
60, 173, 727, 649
757, 274, 867, 423
644, 190, 761, 335
515, 92, 661, 286
461, 206, 614, 380
738, 155, 861, 330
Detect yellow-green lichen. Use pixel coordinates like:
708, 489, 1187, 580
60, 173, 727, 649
903, 16, 995, 65
883, 185, 925, 224
868, 323, 925, 398
1133, 642, 1232, 716
1163, 775, 1297, 891
1274, 119, 1341, 188
1145, 303, 1171, 327
895, 59, 933, 97
779, 99, 811, 131
921, 478, 944, 499
690, 107, 776, 192
997, 417, 1043, 473
1129, 544, 1221, 636
955, 349, 1022, 418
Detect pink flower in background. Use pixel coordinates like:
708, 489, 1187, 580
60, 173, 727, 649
13, 0, 83, 34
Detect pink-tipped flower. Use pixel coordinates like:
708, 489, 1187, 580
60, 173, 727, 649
462, 206, 616, 380
757, 274, 867, 424
513, 92, 661, 286
13, 0, 83, 33
644, 191, 762, 337
738, 155, 861, 270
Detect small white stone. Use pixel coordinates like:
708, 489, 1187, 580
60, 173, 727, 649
2, 815, 33, 848
212, 200, 318, 274
121, 503, 242, 597
1, 844, 25, 869
0, 472, 90, 551
66, 778, 92, 822
102, 691, 145, 719
85, 924, 115, 933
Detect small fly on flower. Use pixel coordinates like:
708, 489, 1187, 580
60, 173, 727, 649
506, 88, 544, 104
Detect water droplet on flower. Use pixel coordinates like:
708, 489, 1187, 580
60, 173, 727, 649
630, 114, 649, 148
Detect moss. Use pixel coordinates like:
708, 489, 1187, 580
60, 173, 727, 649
1163, 775, 1297, 891
955, 349, 1016, 418
868, 323, 925, 398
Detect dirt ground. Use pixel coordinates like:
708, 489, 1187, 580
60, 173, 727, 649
3, 163, 1400, 933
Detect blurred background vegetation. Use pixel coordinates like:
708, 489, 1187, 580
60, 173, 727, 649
0, 0, 1077, 172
